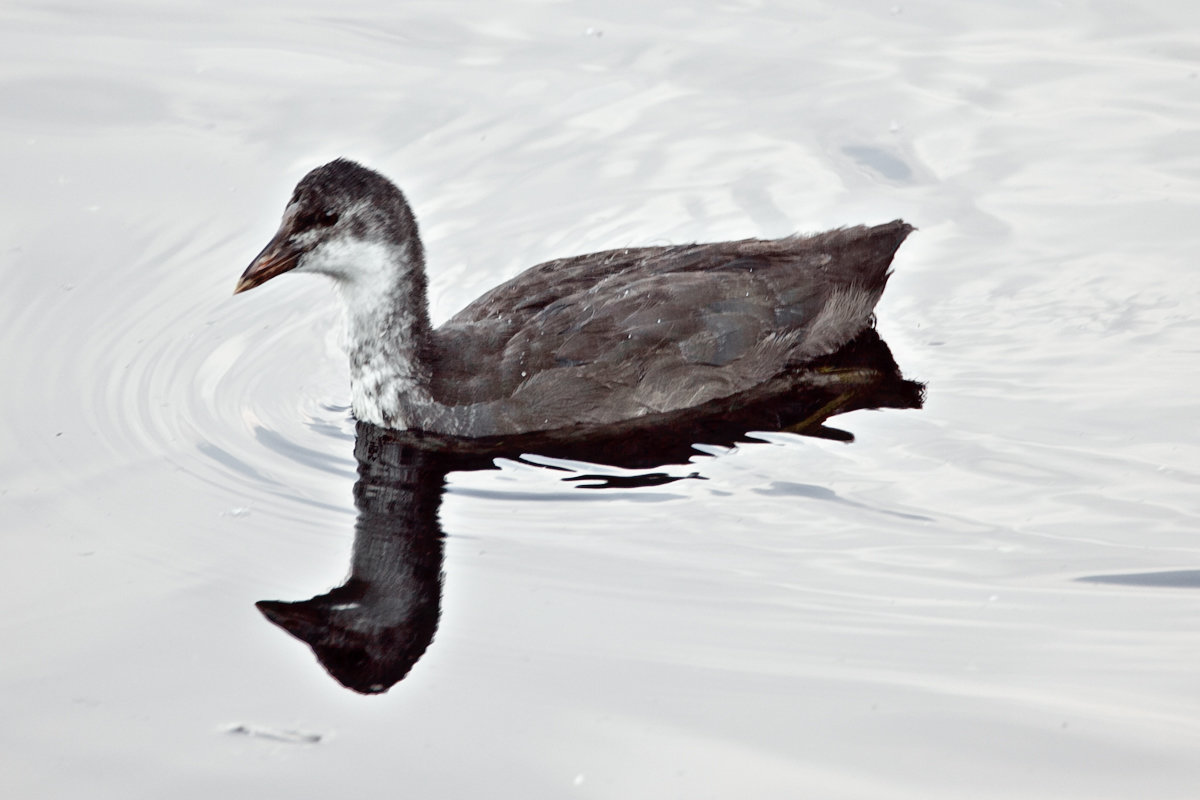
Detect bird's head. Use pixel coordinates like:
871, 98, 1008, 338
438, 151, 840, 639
235, 159, 421, 294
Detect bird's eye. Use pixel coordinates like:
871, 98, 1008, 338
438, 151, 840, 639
296, 208, 340, 229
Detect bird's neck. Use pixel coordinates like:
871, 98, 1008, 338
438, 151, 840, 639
333, 240, 435, 428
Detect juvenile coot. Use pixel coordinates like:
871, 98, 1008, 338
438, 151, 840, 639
236, 159, 912, 436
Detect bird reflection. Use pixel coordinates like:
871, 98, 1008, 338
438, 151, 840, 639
256, 329, 924, 694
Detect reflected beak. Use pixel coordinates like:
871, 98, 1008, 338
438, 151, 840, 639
235, 222, 304, 295
255, 600, 324, 641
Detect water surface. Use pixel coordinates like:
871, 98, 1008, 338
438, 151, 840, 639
2, 1, 1199, 798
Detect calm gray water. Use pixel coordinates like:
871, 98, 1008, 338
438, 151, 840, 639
3, 1, 1199, 797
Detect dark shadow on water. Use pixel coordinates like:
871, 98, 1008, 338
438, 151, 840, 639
1077, 570, 1200, 588
256, 329, 924, 694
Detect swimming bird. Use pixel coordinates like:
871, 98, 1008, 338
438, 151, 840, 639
236, 159, 912, 437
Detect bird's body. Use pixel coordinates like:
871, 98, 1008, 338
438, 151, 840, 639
237, 159, 912, 437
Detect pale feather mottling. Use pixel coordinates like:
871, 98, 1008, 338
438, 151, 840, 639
801, 285, 885, 356
301, 235, 427, 428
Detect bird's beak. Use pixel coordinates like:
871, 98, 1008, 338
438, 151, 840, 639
235, 220, 304, 295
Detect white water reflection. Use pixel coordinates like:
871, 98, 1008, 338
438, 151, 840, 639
2, 1, 1200, 798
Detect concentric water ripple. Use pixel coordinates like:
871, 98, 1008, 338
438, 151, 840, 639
3, 218, 360, 522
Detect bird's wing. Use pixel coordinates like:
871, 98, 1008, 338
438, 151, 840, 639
430, 222, 911, 418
